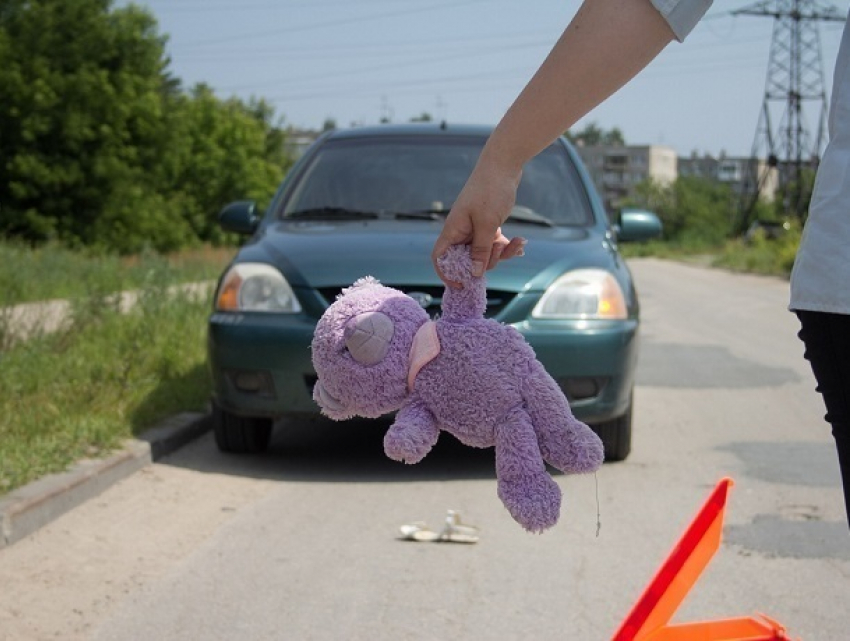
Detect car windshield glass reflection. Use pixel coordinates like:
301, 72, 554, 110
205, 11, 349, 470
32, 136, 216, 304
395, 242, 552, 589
281, 136, 594, 226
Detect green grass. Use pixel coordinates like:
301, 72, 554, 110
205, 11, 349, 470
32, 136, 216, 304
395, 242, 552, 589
621, 227, 801, 280
0, 240, 234, 306
712, 226, 801, 278
0, 246, 227, 495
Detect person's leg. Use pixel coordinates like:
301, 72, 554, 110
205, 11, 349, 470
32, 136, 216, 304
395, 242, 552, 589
796, 310, 850, 529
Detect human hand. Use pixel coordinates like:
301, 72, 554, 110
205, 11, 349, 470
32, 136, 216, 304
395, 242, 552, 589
431, 156, 526, 287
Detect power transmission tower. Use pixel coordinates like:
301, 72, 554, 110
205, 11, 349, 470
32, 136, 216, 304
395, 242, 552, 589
734, 0, 844, 233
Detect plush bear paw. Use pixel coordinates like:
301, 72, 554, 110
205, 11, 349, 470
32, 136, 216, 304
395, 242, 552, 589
497, 472, 562, 533
383, 430, 433, 465
542, 423, 605, 474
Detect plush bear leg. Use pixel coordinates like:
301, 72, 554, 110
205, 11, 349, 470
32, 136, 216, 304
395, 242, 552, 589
494, 406, 561, 532
523, 362, 604, 474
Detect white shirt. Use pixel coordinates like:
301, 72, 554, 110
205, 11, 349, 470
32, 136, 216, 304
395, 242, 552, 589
651, 0, 713, 41
789, 9, 850, 314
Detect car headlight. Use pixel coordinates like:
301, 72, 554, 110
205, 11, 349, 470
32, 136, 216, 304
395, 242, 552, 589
531, 269, 627, 320
215, 263, 302, 313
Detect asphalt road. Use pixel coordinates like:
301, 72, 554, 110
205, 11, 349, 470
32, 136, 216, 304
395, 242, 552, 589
1, 258, 847, 641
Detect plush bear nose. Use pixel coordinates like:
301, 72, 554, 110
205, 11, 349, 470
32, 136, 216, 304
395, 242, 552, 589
344, 311, 395, 365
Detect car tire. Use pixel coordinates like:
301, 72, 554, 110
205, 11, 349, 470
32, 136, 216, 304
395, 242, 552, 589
591, 398, 632, 463
212, 403, 273, 454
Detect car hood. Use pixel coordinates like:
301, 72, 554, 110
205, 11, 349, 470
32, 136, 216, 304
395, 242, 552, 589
239, 219, 613, 293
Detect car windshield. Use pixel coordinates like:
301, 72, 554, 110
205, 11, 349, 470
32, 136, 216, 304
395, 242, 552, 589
280, 135, 594, 226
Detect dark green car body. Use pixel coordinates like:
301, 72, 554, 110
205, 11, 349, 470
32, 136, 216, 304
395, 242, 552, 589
207, 124, 661, 460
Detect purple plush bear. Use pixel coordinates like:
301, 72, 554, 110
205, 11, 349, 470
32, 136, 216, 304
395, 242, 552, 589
311, 245, 604, 532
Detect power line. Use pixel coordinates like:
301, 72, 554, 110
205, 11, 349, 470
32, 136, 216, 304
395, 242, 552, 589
215, 38, 554, 93
174, 0, 491, 49
172, 29, 557, 61
152, 0, 410, 13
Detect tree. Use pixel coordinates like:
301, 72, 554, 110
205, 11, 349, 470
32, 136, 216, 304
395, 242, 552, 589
566, 122, 625, 146
0, 0, 178, 248
0, 0, 293, 253
602, 127, 625, 146
164, 86, 292, 246
0, 0, 194, 250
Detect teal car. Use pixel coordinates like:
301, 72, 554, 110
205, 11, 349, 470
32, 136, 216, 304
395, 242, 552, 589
207, 124, 661, 461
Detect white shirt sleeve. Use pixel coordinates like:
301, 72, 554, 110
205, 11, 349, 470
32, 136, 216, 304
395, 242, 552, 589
650, 0, 713, 41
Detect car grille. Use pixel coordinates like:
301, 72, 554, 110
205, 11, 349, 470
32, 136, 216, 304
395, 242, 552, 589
316, 285, 515, 319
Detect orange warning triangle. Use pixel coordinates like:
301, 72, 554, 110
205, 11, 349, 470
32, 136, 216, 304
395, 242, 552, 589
611, 477, 797, 641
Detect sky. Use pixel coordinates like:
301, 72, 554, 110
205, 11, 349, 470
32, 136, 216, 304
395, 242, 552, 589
125, 0, 850, 158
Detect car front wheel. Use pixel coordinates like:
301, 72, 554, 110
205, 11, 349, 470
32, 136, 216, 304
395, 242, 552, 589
212, 403, 273, 454
591, 397, 632, 462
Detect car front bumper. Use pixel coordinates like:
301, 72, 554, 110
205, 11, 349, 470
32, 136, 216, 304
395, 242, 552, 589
208, 312, 639, 424
518, 318, 639, 424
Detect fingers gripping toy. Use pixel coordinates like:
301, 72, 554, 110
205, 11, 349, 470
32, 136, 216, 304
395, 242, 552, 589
311, 245, 604, 532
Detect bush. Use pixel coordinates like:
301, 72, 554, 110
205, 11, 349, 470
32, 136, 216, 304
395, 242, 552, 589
624, 176, 736, 246
713, 222, 801, 277
619, 176, 801, 279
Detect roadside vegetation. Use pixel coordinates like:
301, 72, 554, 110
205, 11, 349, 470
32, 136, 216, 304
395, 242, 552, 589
0, 249, 228, 495
712, 224, 801, 276
0, 240, 233, 306
0, 1, 264, 496
621, 226, 800, 278
619, 175, 802, 279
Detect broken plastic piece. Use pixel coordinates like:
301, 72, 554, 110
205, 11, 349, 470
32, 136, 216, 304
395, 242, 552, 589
398, 510, 480, 544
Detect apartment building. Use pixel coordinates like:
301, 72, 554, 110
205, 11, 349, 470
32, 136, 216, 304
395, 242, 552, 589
678, 152, 778, 202
576, 144, 677, 215
576, 143, 778, 216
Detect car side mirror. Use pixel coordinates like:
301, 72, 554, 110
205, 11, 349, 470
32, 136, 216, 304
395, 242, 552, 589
219, 201, 259, 235
615, 208, 662, 242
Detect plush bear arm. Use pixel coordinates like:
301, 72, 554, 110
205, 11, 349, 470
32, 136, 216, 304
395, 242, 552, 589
383, 396, 440, 464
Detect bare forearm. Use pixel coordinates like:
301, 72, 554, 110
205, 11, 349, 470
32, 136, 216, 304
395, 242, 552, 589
431, 0, 695, 283
482, 0, 676, 174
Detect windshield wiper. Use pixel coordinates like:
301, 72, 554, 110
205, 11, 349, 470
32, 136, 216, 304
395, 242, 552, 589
394, 207, 451, 221
506, 206, 556, 227
285, 207, 380, 220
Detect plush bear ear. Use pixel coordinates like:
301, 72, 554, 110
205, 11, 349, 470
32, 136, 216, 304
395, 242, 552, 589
344, 311, 395, 365
339, 276, 381, 298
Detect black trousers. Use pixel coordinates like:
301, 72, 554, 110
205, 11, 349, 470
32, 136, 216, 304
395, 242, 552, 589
796, 310, 850, 529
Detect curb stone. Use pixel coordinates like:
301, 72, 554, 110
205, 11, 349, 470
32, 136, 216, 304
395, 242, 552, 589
0, 411, 211, 550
